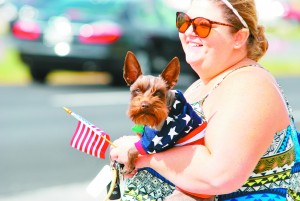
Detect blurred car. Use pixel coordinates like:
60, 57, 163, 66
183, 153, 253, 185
9, 0, 194, 85
282, 1, 300, 22
0, 0, 18, 33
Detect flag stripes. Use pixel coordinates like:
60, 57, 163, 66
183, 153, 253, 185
70, 120, 110, 159
175, 122, 207, 146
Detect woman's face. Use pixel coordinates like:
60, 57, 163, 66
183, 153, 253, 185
179, 0, 235, 73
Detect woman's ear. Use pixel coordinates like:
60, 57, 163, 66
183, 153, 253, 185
233, 28, 250, 49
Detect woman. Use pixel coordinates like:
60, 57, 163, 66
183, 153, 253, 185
110, 0, 300, 200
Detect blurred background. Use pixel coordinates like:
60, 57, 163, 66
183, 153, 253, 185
0, 0, 299, 200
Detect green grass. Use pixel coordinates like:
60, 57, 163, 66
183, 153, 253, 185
261, 58, 300, 76
262, 21, 300, 76
266, 22, 300, 40
0, 48, 31, 84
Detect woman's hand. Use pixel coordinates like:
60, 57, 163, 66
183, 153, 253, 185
110, 135, 140, 177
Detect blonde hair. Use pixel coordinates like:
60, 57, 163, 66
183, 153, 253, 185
217, 0, 268, 61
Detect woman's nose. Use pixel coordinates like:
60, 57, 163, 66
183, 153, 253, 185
185, 24, 196, 36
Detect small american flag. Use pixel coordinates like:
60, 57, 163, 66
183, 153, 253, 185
65, 107, 111, 159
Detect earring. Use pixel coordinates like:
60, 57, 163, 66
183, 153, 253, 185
234, 43, 240, 48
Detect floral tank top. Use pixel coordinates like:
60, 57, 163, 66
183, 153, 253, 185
189, 67, 300, 201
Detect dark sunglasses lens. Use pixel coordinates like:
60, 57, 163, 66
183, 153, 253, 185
194, 18, 211, 38
176, 13, 190, 33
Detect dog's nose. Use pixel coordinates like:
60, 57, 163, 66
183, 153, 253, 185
141, 101, 149, 108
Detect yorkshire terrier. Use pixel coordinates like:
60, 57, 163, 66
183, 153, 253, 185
124, 51, 180, 130
123, 51, 180, 171
122, 51, 213, 200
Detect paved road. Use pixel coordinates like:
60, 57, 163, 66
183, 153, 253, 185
0, 84, 133, 197
0, 78, 299, 200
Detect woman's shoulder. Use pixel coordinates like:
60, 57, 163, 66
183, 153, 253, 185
220, 65, 279, 95
185, 79, 202, 94
215, 65, 283, 107
211, 65, 289, 131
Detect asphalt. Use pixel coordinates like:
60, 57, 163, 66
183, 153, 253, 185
0, 182, 109, 201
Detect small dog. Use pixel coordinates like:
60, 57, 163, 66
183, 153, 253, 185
124, 51, 180, 130
122, 51, 213, 201
123, 51, 180, 171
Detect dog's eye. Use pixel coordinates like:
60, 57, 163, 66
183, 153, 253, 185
154, 90, 164, 98
132, 88, 142, 95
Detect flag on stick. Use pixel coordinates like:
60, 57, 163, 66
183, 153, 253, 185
63, 107, 116, 159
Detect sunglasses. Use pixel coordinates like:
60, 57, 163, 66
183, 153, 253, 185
176, 12, 234, 38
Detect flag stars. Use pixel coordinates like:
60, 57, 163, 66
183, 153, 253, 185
183, 114, 191, 125
152, 136, 163, 146
185, 126, 192, 133
173, 114, 180, 120
166, 116, 174, 125
168, 127, 178, 140
173, 100, 181, 109
147, 150, 157, 154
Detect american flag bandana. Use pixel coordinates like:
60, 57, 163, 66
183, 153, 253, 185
134, 90, 207, 155
69, 114, 110, 159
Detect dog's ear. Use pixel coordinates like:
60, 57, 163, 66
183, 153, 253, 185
123, 51, 143, 86
160, 57, 180, 89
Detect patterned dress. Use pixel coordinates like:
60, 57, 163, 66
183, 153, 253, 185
191, 98, 300, 201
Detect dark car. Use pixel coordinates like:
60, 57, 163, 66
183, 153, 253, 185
9, 0, 194, 85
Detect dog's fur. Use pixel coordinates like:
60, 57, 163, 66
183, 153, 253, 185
123, 51, 180, 172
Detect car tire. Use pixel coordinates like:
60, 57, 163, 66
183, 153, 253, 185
111, 69, 126, 86
29, 65, 49, 83
110, 60, 126, 86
